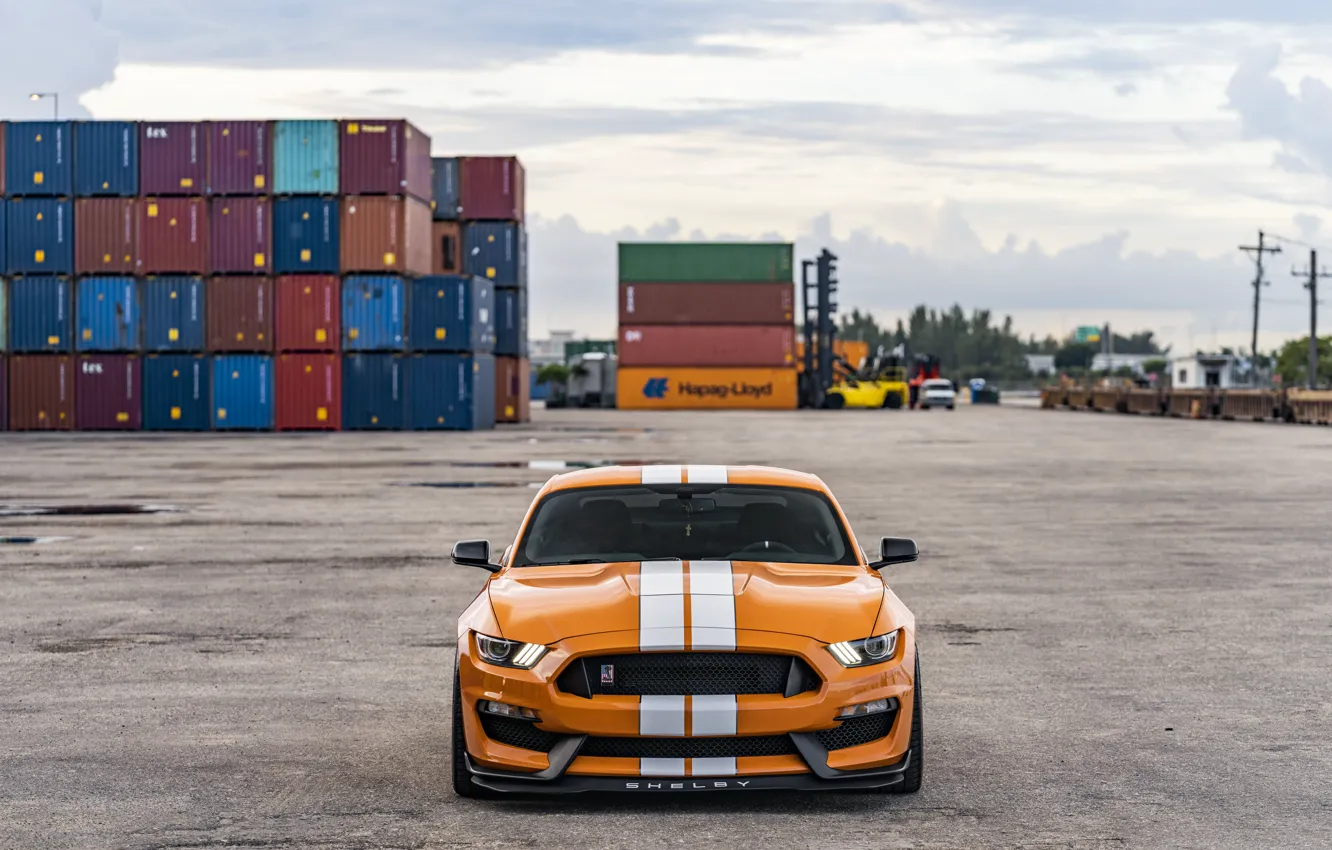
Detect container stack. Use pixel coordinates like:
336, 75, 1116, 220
615, 243, 798, 410
434, 155, 529, 423
0, 118, 516, 432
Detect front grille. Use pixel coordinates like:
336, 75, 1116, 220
815, 710, 896, 751
581, 735, 798, 760
479, 713, 561, 753
559, 652, 818, 697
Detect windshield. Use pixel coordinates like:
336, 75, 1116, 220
924, 380, 952, 390
514, 484, 857, 567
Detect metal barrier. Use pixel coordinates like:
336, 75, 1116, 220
1091, 389, 1125, 413
1219, 390, 1280, 422
1125, 389, 1162, 415
1288, 390, 1332, 425
1167, 390, 1211, 418
1040, 388, 1062, 409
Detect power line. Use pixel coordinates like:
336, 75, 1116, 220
1291, 250, 1332, 389
1239, 230, 1282, 378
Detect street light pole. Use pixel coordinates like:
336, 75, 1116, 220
29, 92, 59, 119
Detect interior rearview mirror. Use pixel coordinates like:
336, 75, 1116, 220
452, 539, 501, 573
869, 537, 918, 570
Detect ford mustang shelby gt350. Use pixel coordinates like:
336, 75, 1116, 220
450, 464, 922, 796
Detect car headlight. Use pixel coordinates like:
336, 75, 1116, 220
474, 632, 548, 669
826, 629, 900, 668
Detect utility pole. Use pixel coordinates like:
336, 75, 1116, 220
1240, 231, 1281, 385
1291, 251, 1330, 389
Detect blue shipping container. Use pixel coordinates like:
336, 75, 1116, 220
463, 222, 525, 287
74, 122, 139, 197
273, 120, 339, 195
342, 275, 405, 351
6, 198, 73, 274
76, 277, 140, 351
409, 275, 495, 353
4, 122, 74, 197
9, 276, 72, 352
343, 353, 406, 430
531, 371, 552, 402
272, 197, 340, 274
431, 157, 460, 221
212, 355, 273, 430
143, 354, 211, 431
142, 276, 206, 352
494, 286, 529, 357
407, 353, 496, 431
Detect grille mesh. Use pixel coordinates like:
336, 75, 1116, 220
815, 711, 895, 751
479, 713, 561, 753
581, 735, 798, 760
560, 653, 814, 697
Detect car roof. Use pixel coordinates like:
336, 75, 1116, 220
542, 465, 831, 494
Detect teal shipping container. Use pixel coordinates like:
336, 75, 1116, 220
212, 354, 273, 430
76, 277, 140, 351
143, 354, 211, 431
273, 120, 339, 195
407, 353, 495, 431
342, 275, 405, 351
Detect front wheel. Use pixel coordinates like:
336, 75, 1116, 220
823, 394, 847, 410
882, 392, 904, 410
890, 649, 923, 794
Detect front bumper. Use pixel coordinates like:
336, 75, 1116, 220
458, 629, 916, 794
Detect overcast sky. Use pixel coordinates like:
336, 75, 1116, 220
5, 0, 1332, 351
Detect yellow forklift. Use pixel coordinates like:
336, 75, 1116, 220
823, 345, 910, 409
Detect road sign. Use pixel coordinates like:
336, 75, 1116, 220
1076, 326, 1102, 344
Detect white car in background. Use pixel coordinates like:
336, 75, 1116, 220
919, 379, 957, 411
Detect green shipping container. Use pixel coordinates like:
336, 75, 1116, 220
618, 243, 794, 284
564, 339, 617, 363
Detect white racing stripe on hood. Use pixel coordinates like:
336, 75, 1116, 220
685, 465, 729, 484
640, 560, 685, 651
688, 560, 736, 652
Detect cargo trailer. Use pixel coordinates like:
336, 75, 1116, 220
75, 198, 137, 274
76, 354, 142, 430
339, 120, 432, 201
340, 195, 432, 275
341, 275, 405, 351
617, 324, 796, 368
616, 367, 798, 410
8, 276, 71, 352
76, 277, 140, 352
343, 353, 405, 430
275, 275, 339, 352
139, 122, 205, 195
207, 276, 274, 352
431, 157, 460, 220
209, 196, 271, 274
619, 282, 795, 325
8, 354, 74, 430
138, 197, 207, 274
272, 196, 339, 274
143, 354, 211, 431
408, 275, 495, 353
208, 121, 271, 195
212, 355, 273, 430
494, 355, 530, 424
6, 198, 73, 274
275, 353, 341, 431
273, 120, 338, 195
142, 276, 205, 352
407, 353, 496, 431
4, 122, 73, 197
74, 121, 139, 197
463, 222, 524, 286
494, 286, 528, 357
459, 156, 524, 222
618, 242, 794, 283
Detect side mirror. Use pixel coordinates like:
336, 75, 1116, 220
869, 537, 918, 570
452, 539, 501, 573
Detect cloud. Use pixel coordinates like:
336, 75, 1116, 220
1226, 44, 1332, 177
940, 0, 1332, 24
1115, 82, 1139, 97
0, 0, 118, 119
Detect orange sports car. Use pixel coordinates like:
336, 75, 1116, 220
450, 464, 923, 795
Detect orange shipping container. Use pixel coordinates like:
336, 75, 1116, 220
795, 339, 871, 372
617, 367, 798, 410
340, 195, 432, 275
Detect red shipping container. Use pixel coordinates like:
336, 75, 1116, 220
275, 276, 339, 352
460, 156, 525, 222
430, 221, 463, 275
75, 198, 137, 275
618, 325, 796, 368
340, 195, 432, 275
8, 355, 74, 431
495, 355, 531, 424
276, 353, 341, 431
139, 197, 208, 274
207, 277, 274, 352
619, 282, 795, 326
139, 121, 206, 195
76, 354, 142, 431
0, 356, 7, 431
210, 197, 271, 274
339, 120, 432, 201
208, 121, 271, 195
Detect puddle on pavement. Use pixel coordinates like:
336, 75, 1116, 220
400, 482, 543, 490
439, 460, 662, 471
548, 427, 654, 434
0, 504, 184, 518
0, 536, 73, 545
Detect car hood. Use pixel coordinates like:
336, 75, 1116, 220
487, 560, 884, 646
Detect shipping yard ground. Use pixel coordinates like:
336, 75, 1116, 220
2, 406, 1330, 850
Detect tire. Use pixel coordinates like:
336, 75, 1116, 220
891, 649, 924, 794
947, 405, 955, 411
824, 394, 847, 410
882, 392, 904, 410
452, 667, 496, 799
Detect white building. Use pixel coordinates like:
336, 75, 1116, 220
1025, 354, 1056, 375
530, 330, 575, 367
1170, 354, 1237, 389
1091, 353, 1159, 374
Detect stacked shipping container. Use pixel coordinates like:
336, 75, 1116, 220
1, 118, 523, 433
616, 243, 798, 410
